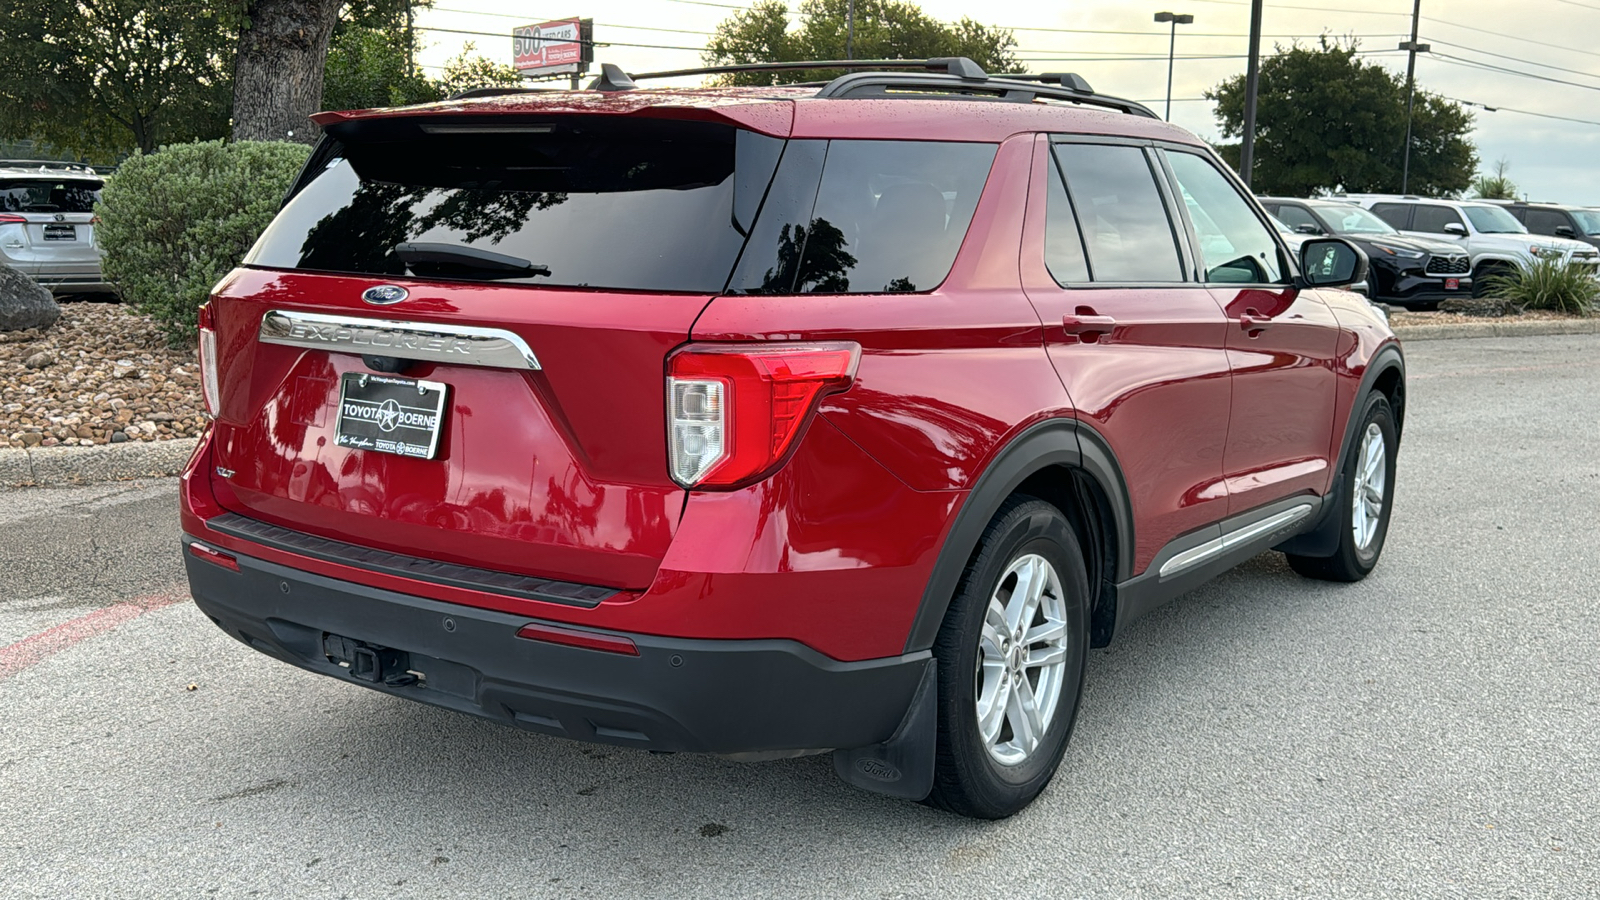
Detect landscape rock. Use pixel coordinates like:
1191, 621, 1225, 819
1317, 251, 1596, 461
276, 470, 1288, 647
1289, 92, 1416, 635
0, 264, 60, 332
23, 351, 55, 369
1439, 296, 1521, 318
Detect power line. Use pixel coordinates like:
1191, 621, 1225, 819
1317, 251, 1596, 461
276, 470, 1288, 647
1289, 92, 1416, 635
1183, 0, 1414, 17
1427, 51, 1600, 93
1421, 17, 1600, 61
1422, 37, 1600, 82
427, 7, 716, 36
414, 24, 704, 53
1443, 96, 1600, 127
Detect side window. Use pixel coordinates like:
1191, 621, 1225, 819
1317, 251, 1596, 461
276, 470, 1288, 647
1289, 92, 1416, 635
1273, 204, 1322, 233
1043, 155, 1090, 284
1527, 209, 1569, 235
728, 139, 997, 295
1165, 151, 1285, 284
1052, 143, 1185, 283
1370, 203, 1411, 229
1411, 205, 1465, 233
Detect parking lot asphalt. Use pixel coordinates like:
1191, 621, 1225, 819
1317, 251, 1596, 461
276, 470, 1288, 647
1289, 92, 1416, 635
2, 334, 1598, 899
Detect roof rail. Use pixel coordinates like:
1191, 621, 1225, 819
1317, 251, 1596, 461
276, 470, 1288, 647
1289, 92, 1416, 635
0, 158, 100, 174
623, 57, 1157, 118
447, 86, 543, 101
627, 57, 984, 82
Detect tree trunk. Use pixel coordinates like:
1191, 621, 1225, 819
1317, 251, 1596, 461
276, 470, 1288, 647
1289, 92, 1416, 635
232, 0, 342, 143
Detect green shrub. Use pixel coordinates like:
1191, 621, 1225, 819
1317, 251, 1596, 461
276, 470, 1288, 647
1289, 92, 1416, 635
96, 140, 311, 343
1484, 255, 1599, 316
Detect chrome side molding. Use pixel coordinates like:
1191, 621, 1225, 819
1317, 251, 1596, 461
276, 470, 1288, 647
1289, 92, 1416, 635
258, 310, 540, 370
1158, 502, 1314, 580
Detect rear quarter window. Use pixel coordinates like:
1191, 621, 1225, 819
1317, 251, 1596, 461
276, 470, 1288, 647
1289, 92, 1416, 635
1370, 203, 1411, 229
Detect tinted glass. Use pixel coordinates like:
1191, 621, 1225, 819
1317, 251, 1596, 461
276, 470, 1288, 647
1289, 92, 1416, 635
1166, 151, 1283, 284
1370, 203, 1411, 229
1053, 143, 1184, 283
1526, 209, 1571, 235
247, 120, 778, 292
729, 140, 994, 294
1043, 156, 1090, 284
1316, 204, 1395, 235
1463, 205, 1525, 234
1272, 203, 1321, 232
0, 179, 102, 213
1572, 209, 1600, 235
1410, 205, 1465, 233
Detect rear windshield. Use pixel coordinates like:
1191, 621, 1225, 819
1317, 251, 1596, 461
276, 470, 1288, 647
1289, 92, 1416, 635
247, 118, 997, 295
0, 179, 102, 213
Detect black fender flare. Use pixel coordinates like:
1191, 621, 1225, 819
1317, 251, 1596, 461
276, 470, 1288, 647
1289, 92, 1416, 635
902, 418, 1135, 653
1276, 340, 1406, 557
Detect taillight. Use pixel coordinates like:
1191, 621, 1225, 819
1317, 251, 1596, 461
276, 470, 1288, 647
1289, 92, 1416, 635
187, 541, 239, 572
197, 302, 220, 416
0, 214, 25, 224
666, 342, 860, 489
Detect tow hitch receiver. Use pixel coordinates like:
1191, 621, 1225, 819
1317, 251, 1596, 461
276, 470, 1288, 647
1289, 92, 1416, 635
323, 634, 416, 686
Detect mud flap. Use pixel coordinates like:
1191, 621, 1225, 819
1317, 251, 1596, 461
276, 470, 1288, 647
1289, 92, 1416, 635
832, 659, 937, 800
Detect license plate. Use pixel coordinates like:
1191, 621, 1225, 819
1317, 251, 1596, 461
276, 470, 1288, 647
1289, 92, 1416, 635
43, 224, 75, 241
1445, 278, 1460, 290
335, 373, 448, 459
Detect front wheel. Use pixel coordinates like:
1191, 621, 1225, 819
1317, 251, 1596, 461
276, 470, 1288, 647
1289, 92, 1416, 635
1288, 393, 1398, 582
927, 497, 1089, 819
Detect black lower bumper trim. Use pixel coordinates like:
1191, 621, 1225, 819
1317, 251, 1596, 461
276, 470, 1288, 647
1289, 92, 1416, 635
206, 511, 615, 607
183, 538, 930, 754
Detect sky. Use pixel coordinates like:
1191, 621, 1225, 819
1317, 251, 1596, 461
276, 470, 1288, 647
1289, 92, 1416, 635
408, 0, 1600, 205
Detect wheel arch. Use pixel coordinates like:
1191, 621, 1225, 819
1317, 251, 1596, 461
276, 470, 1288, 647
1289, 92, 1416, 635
902, 418, 1135, 654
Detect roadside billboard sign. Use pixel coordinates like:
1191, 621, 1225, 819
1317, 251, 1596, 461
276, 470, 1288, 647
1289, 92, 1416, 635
513, 18, 594, 77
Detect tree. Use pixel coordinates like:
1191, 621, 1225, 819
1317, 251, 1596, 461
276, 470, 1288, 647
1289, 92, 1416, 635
434, 43, 525, 99
704, 0, 1022, 85
233, 0, 345, 144
0, 0, 240, 160
1471, 157, 1518, 200
322, 27, 439, 111
1207, 39, 1476, 197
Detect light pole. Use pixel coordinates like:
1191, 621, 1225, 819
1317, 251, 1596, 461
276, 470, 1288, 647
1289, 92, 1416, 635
1239, 0, 1263, 187
1153, 11, 1194, 122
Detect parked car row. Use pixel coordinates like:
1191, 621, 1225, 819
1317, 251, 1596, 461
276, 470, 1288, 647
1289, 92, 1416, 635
0, 159, 114, 295
1260, 193, 1600, 308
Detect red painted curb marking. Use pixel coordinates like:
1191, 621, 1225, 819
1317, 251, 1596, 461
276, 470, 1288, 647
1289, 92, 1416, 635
0, 590, 186, 680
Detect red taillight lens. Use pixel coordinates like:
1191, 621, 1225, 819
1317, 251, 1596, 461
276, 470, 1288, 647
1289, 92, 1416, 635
516, 622, 639, 656
666, 342, 860, 489
187, 541, 239, 571
197, 302, 220, 416
0, 214, 26, 224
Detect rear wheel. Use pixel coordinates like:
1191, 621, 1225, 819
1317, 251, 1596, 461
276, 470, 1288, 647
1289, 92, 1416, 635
1472, 263, 1515, 298
927, 496, 1089, 819
1288, 393, 1397, 582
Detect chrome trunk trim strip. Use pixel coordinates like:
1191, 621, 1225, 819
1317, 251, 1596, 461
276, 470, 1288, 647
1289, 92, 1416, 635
258, 309, 540, 370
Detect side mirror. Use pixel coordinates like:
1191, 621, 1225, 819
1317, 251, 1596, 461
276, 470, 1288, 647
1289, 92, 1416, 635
1555, 225, 1576, 237
1294, 223, 1323, 235
1297, 238, 1369, 289
1443, 223, 1468, 237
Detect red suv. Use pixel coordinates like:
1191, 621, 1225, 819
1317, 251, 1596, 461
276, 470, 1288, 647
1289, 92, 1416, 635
181, 60, 1403, 819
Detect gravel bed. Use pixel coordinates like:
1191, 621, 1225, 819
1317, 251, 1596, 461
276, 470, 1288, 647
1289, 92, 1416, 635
0, 302, 205, 449
1387, 308, 1587, 328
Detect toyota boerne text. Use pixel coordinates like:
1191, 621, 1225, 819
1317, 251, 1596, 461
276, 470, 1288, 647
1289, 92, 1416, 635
180, 59, 1404, 819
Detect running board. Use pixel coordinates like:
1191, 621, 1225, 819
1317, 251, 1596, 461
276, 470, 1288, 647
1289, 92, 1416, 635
1157, 502, 1315, 580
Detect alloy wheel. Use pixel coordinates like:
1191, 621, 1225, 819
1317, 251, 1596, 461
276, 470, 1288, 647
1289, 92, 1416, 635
975, 553, 1070, 766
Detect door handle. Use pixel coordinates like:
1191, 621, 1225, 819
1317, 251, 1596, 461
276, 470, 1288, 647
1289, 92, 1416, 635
1239, 308, 1273, 335
1063, 311, 1116, 341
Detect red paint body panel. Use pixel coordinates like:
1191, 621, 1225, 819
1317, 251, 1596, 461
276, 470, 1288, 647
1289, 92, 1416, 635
1018, 137, 1233, 574
205, 269, 699, 588
1212, 286, 1341, 513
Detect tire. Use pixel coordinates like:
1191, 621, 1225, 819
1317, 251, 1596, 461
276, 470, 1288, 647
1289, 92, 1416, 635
1472, 263, 1515, 299
1287, 393, 1398, 582
926, 496, 1090, 819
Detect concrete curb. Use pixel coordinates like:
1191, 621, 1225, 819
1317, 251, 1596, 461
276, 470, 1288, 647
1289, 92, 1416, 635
1391, 317, 1600, 342
0, 437, 196, 489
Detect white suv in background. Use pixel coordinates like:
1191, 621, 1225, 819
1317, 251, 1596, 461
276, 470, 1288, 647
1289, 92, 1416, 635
1345, 195, 1599, 296
0, 160, 114, 295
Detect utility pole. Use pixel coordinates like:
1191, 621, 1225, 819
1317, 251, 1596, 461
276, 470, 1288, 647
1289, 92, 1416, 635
405, 4, 414, 72
1238, 0, 1263, 187
1398, 0, 1429, 194
1153, 12, 1194, 122
846, 0, 855, 59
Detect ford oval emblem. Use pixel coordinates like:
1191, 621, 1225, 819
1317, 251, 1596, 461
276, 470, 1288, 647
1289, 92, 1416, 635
362, 284, 408, 305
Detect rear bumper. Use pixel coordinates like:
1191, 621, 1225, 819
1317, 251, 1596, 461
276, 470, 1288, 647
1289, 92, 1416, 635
184, 538, 930, 755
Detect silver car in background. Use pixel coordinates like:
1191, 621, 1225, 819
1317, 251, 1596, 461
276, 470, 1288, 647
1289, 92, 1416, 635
0, 160, 114, 295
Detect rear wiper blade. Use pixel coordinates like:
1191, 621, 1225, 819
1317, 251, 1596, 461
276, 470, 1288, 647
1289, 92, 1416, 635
393, 242, 551, 278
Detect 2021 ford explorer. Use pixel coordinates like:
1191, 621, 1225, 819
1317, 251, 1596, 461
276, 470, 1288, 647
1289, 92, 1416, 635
181, 60, 1404, 819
